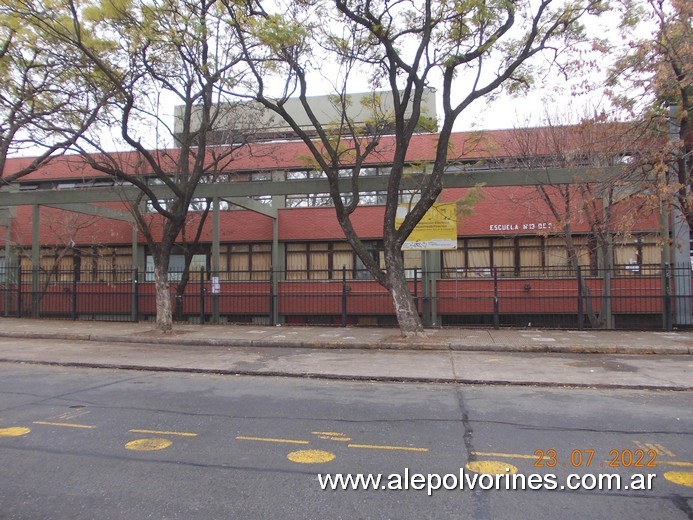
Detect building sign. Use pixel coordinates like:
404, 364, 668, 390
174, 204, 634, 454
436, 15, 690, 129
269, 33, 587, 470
489, 222, 553, 232
396, 202, 458, 250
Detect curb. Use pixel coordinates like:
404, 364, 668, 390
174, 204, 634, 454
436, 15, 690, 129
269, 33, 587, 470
0, 330, 690, 355
1, 358, 691, 392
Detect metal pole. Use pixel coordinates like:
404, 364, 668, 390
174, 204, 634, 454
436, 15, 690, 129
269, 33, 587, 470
493, 267, 500, 330
71, 262, 78, 320
577, 265, 584, 330
341, 265, 347, 327
17, 264, 22, 316
663, 264, 672, 330
199, 267, 205, 324
131, 268, 139, 323
269, 270, 275, 326
413, 267, 419, 314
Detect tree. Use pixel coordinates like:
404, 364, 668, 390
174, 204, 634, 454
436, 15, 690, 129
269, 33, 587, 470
505, 114, 646, 327
607, 0, 691, 230
0, 0, 111, 182
224, 0, 606, 335
21, 0, 255, 331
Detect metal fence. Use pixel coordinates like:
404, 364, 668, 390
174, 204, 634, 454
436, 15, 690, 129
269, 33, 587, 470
1, 264, 691, 330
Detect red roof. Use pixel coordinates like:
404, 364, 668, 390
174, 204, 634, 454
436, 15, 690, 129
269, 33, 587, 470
3, 123, 645, 181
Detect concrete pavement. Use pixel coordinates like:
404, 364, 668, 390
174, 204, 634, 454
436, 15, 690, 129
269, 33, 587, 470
0, 317, 691, 390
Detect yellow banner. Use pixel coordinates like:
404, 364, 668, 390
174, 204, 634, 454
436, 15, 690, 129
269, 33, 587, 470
396, 202, 458, 250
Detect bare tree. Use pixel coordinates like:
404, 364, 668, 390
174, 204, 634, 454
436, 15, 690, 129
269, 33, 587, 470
225, 0, 607, 335
608, 0, 691, 229
21, 0, 255, 331
505, 115, 651, 326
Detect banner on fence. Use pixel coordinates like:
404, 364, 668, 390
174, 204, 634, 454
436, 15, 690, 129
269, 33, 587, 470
396, 202, 458, 250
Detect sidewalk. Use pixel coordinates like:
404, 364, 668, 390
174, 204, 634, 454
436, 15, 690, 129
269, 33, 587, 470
0, 317, 691, 390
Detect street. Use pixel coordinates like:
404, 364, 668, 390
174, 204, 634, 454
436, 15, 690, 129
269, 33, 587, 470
0, 362, 691, 519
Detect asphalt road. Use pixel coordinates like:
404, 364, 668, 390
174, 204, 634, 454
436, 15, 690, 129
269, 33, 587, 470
0, 363, 691, 520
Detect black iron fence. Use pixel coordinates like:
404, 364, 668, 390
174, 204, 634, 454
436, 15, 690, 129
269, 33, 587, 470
1, 264, 691, 330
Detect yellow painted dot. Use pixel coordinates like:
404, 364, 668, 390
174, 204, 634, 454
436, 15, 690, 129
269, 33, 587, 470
465, 461, 518, 475
0, 427, 31, 438
125, 438, 173, 451
664, 471, 693, 487
287, 449, 336, 464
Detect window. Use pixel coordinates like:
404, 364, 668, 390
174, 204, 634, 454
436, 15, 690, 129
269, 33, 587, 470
286, 193, 332, 207
518, 237, 542, 274
403, 250, 422, 279
614, 236, 660, 275
224, 243, 271, 281
285, 241, 381, 280
145, 254, 207, 282
493, 238, 515, 272
443, 239, 491, 278
251, 171, 271, 182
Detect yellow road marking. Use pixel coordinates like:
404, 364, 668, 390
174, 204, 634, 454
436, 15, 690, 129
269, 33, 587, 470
663, 471, 693, 487
471, 451, 536, 460
660, 461, 693, 468
0, 427, 31, 437
125, 438, 172, 451
287, 449, 336, 464
348, 443, 428, 452
466, 461, 519, 475
236, 436, 309, 445
52, 410, 90, 421
634, 441, 676, 457
318, 436, 352, 442
472, 449, 692, 468
655, 443, 676, 457
33, 421, 95, 429
129, 429, 197, 437
312, 431, 344, 436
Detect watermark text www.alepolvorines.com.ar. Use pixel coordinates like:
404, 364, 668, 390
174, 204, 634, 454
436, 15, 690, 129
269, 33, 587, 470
317, 468, 657, 495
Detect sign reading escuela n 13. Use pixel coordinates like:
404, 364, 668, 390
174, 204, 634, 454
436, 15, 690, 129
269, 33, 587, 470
395, 202, 458, 250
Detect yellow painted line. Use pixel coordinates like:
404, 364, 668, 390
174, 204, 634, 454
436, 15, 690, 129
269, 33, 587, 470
471, 451, 536, 460
129, 429, 197, 438
655, 444, 676, 457
312, 431, 344, 436
472, 449, 691, 468
33, 421, 95, 429
635, 441, 676, 457
348, 443, 428, 453
660, 461, 693, 468
53, 412, 90, 421
0, 427, 31, 437
236, 436, 309, 445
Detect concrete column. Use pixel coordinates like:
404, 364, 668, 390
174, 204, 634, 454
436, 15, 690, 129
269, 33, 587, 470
31, 204, 40, 318
211, 197, 220, 323
668, 106, 692, 326
423, 249, 442, 327
271, 190, 285, 325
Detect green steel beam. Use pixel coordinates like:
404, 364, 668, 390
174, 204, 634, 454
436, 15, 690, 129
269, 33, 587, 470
0, 167, 624, 207
43, 203, 135, 222
221, 197, 278, 218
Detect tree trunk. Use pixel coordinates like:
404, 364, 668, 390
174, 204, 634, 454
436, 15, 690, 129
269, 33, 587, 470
384, 246, 424, 337
153, 261, 173, 332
